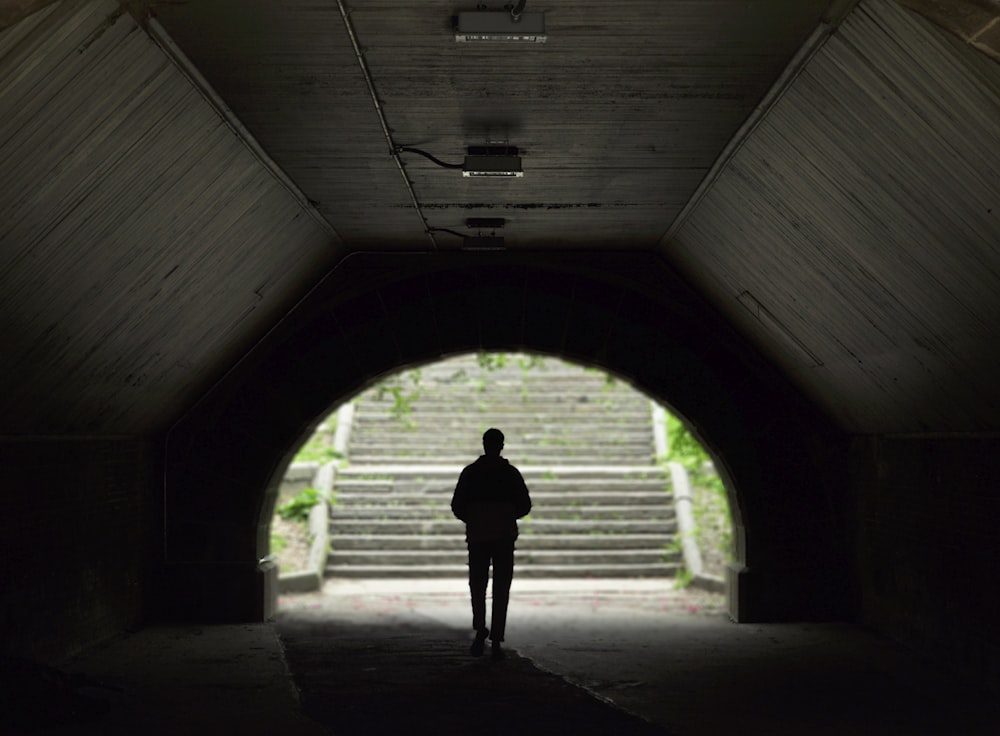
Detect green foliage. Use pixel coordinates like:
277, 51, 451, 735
291, 412, 343, 463
664, 413, 706, 465
278, 487, 320, 522
517, 354, 545, 372
294, 443, 343, 464
476, 352, 508, 371
664, 411, 734, 566
270, 532, 288, 553
374, 368, 423, 428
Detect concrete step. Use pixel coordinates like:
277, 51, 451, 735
324, 563, 679, 578
347, 435, 656, 447
331, 505, 673, 521
334, 478, 669, 493
328, 353, 675, 581
327, 549, 679, 567
347, 444, 653, 453
329, 519, 677, 535
346, 455, 655, 466
335, 491, 672, 506
328, 533, 676, 551
353, 409, 651, 421
346, 448, 655, 460
337, 465, 666, 480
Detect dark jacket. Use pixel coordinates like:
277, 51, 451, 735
451, 455, 532, 542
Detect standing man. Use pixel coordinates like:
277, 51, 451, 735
451, 428, 532, 660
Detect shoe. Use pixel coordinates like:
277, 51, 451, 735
470, 627, 489, 657
491, 640, 505, 661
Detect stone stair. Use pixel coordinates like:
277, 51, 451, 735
327, 354, 678, 578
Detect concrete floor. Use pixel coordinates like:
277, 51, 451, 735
18, 579, 1000, 734
279, 579, 1000, 735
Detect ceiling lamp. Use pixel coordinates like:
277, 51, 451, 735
396, 145, 523, 177
427, 218, 506, 250
463, 145, 522, 178
454, 1, 546, 43
463, 218, 505, 249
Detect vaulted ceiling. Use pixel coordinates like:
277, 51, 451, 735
1, 0, 999, 436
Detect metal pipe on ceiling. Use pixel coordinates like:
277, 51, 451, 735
335, 0, 439, 251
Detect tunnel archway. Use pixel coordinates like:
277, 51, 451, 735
163, 251, 851, 624
270, 349, 736, 590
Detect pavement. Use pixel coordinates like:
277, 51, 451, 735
280, 578, 1000, 735
13, 578, 1000, 734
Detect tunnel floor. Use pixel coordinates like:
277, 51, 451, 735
277, 579, 1000, 736
25, 580, 1000, 735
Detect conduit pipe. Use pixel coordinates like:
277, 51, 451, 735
336, 0, 438, 251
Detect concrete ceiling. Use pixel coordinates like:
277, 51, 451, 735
1, 0, 999, 437
151, 0, 834, 250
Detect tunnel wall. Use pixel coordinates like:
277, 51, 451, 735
163, 252, 853, 625
0, 438, 159, 660
850, 435, 1000, 688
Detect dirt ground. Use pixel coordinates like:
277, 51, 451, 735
271, 515, 312, 573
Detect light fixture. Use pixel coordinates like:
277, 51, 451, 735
454, 10, 546, 43
463, 217, 505, 249
463, 145, 523, 177
396, 145, 523, 177
461, 235, 506, 250
427, 218, 506, 250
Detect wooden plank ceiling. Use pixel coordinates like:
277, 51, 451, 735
668, 0, 1000, 433
152, 0, 830, 250
0, 0, 340, 435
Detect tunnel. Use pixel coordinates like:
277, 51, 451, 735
162, 252, 850, 628
3, 0, 1000, 730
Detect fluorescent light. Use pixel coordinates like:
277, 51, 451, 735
463, 146, 523, 177
454, 11, 546, 43
466, 218, 505, 229
463, 155, 523, 177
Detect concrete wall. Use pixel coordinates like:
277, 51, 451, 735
162, 252, 853, 625
850, 436, 1000, 687
0, 438, 159, 660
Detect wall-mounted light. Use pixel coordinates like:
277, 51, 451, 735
454, 3, 546, 43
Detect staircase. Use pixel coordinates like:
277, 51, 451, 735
327, 354, 679, 578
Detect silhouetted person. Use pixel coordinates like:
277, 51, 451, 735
451, 428, 532, 660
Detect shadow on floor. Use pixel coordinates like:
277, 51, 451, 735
277, 582, 1000, 736
277, 613, 670, 735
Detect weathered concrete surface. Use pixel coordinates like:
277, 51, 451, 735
898, 0, 1000, 60
278, 616, 669, 735
17, 624, 326, 735
278, 580, 1000, 736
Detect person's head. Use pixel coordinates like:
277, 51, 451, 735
482, 428, 504, 456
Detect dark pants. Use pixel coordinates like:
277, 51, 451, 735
467, 538, 515, 642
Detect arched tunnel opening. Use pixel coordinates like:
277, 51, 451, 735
162, 252, 851, 626
268, 350, 736, 606
11, 254, 999, 734
156, 253, 875, 731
